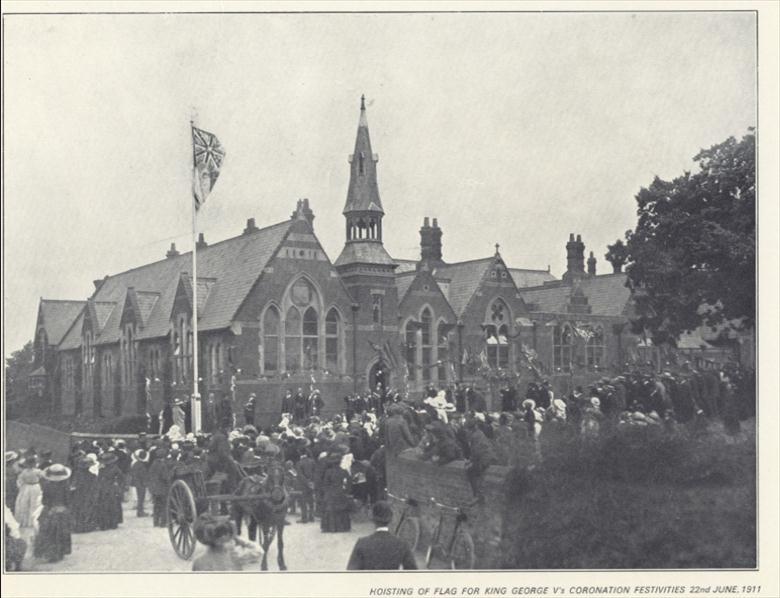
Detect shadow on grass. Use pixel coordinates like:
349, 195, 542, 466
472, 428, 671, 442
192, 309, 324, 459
500, 424, 756, 569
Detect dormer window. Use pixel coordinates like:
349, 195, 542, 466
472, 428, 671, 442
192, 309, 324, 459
358, 151, 365, 175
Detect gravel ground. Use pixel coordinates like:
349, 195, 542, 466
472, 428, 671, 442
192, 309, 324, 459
21, 501, 379, 573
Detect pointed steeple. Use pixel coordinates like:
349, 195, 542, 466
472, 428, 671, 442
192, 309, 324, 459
344, 95, 383, 216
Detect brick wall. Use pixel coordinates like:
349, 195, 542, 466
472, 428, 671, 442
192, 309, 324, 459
386, 449, 511, 569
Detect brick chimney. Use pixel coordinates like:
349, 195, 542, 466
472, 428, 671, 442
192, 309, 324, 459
166, 242, 180, 258
243, 218, 258, 235
562, 234, 586, 283
420, 217, 444, 267
587, 251, 597, 276
291, 198, 315, 227
196, 233, 208, 250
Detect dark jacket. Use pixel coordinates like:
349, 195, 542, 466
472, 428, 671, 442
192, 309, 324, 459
130, 461, 149, 488
347, 530, 418, 570
384, 415, 416, 457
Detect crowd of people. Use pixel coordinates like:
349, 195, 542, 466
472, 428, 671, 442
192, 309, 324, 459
5, 361, 753, 571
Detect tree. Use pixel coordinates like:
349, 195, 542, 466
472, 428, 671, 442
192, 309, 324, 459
623, 130, 755, 344
5, 341, 34, 416
605, 239, 629, 273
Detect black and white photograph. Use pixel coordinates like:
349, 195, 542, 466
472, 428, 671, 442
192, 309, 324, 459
3, 2, 778, 597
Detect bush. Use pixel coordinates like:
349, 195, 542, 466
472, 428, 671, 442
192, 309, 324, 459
501, 425, 756, 569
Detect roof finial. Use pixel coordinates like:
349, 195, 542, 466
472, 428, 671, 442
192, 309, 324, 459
495, 243, 500, 256
360, 94, 366, 110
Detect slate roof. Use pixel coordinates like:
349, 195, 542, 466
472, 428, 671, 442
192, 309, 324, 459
395, 272, 417, 303
343, 100, 384, 215
58, 311, 85, 350
519, 273, 632, 317
38, 300, 86, 345
393, 259, 418, 274
67, 219, 294, 347
509, 268, 556, 289
335, 241, 397, 267
433, 257, 495, 317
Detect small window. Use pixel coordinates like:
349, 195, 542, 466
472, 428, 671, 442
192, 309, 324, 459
491, 270, 497, 278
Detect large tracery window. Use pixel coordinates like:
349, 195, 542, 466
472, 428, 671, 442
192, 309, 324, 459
586, 325, 605, 368
405, 320, 418, 383
325, 308, 341, 372
421, 308, 433, 382
485, 300, 510, 369
437, 321, 450, 382
553, 323, 573, 372
285, 306, 302, 372
302, 307, 319, 370
263, 306, 280, 373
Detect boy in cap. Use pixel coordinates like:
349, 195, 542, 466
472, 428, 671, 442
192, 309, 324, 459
346, 501, 417, 570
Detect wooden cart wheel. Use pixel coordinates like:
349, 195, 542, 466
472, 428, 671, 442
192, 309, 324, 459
449, 529, 476, 570
167, 479, 198, 560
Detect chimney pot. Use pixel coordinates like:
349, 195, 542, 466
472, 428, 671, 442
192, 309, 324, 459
423, 216, 430, 227
166, 242, 180, 258
569, 233, 575, 241
243, 218, 258, 235
432, 218, 439, 228
576, 234, 582, 242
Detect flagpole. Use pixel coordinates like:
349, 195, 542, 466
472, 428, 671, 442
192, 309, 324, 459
190, 118, 202, 434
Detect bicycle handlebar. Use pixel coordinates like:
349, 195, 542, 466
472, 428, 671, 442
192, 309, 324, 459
429, 497, 465, 513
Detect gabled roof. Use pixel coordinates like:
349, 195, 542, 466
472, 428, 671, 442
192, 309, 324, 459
394, 271, 417, 304
519, 273, 632, 317
58, 310, 85, 350
433, 257, 495, 316
509, 268, 556, 289
81, 219, 294, 343
37, 300, 86, 345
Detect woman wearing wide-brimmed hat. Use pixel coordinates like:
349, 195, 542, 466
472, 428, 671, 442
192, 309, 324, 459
34, 464, 72, 563
71, 455, 99, 533
14, 457, 42, 529
96, 451, 123, 530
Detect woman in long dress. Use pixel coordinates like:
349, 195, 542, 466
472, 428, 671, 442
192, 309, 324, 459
34, 464, 72, 563
71, 455, 99, 533
14, 458, 42, 529
96, 452, 124, 530
320, 445, 352, 533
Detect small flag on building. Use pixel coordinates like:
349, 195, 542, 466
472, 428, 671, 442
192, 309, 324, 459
192, 125, 226, 210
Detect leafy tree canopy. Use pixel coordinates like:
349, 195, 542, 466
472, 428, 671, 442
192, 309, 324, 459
6, 340, 34, 405
624, 130, 755, 344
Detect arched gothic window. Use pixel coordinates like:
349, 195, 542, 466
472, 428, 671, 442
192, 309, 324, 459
485, 300, 510, 369
325, 309, 341, 372
263, 306, 280, 373
437, 321, 450, 382
405, 320, 418, 383
553, 323, 573, 372
421, 308, 433, 382
285, 306, 302, 372
303, 307, 319, 370
586, 325, 605, 369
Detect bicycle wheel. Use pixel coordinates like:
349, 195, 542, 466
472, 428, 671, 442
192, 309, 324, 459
396, 517, 421, 552
449, 530, 476, 570
425, 542, 440, 569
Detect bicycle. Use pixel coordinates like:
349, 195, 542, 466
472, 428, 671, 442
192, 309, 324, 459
425, 497, 476, 570
386, 491, 422, 552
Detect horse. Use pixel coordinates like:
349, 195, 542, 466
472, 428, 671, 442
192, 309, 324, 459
232, 460, 288, 571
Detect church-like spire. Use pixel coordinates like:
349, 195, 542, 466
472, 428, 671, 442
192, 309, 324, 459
344, 95, 383, 216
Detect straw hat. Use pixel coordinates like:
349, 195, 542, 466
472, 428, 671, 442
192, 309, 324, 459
133, 449, 150, 463
5, 450, 19, 464
42, 463, 72, 482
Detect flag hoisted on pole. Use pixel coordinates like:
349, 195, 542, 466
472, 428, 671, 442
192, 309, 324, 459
190, 121, 225, 433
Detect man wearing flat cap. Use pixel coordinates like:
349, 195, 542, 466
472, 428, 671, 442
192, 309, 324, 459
346, 501, 417, 570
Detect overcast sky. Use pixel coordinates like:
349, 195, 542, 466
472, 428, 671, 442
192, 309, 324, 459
3, 11, 756, 356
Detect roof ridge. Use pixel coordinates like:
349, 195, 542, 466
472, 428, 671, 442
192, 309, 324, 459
508, 267, 552, 274
95, 219, 292, 282
40, 299, 87, 304
436, 256, 494, 268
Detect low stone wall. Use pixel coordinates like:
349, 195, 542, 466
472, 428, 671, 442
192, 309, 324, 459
386, 448, 512, 569
6, 420, 71, 463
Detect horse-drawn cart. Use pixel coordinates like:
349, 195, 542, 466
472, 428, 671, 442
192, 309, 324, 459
166, 461, 291, 570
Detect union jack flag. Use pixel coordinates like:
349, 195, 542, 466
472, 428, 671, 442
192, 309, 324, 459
192, 125, 225, 210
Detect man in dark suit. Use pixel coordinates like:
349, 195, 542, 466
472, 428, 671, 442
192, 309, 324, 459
384, 404, 417, 458
346, 501, 418, 570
